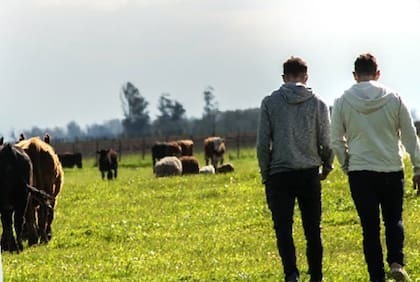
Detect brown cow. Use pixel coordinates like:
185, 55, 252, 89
176, 139, 194, 156
16, 137, 64, 245
179, 156, 200, 175
204, 137, 226, 169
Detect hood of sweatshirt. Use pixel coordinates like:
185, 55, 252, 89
342, 81, 395, 114
278, 82, 315, 104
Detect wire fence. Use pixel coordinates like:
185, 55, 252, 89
51, 132, 257, 160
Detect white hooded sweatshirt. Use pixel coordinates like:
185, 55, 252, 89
331, 80, 420, 175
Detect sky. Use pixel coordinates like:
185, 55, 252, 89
1, 0, 420, 136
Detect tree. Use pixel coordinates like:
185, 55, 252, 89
202, 86, 219, 135
120, 82, 150, 137
67, 121, 85, 141
154, 93, 187, 136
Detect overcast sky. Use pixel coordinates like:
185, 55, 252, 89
1, 0, 420, 136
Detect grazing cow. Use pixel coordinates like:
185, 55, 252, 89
97, 149, 118, 180
204, 137, 226, 169
58, 152, 83, 168
179, 156, 200, 175
154, 156, 182, 177
199, 165, 216, 174
216, 163, 235, 173
15, 137, 64, 245
151, 141, 182, 168
177, 139, 194, 156
0, 144, 32, 252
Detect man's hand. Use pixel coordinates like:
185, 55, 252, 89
412, 175, 420, 194
320, 171, 329, 181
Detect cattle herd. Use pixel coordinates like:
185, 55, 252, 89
152, 137, 234, 177
0, 134, 233, 254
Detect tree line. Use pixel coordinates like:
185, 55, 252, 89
11, 82, 260, 142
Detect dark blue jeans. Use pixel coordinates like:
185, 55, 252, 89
265, 168, 322, 281
348, 170, 405, 282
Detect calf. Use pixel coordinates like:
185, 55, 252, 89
97, 149, 118, 180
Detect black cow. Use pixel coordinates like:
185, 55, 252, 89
97, 149, 118, 180
151, 141, 182, 168
0, 143, 32, 252
58, 152, 83, 168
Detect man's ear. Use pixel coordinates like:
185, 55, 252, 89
282, 74, 287, 83
353, 71, 358, 82
303, 73, 308, 83
375, 70, 381, 80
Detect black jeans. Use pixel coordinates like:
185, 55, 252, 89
265, 168, 322, 281
348, 170, 405, 282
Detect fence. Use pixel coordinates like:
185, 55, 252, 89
51, 132, 258, 160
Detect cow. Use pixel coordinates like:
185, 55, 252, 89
151, 141, 182, 168
176, 139, 194, 156
58, 152, 83, 168
199, 165, 215, 174
154, 156, 182, 177
0, 143, 32, 252
179, 156, 200, 175
216, 163, 235, 173
204, 136, 226, 169
97, 149, 118, 180
16, 137, 64, 245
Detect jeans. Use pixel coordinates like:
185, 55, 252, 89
348, 170, 405, 282
265, 168, 323, 281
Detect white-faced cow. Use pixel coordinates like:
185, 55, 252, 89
204, 137, 226, 169
97, 149, 118, 180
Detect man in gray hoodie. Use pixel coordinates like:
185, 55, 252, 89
257, 56, 333, 282
331, 53, 420, 282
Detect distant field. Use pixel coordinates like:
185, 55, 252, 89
1, 149, 420, 281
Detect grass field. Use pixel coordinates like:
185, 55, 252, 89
1, 148, 420, 281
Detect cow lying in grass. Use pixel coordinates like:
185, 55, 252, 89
154, 156, 182, 177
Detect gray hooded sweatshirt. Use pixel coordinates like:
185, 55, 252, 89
257, 82, 334, 183
331, 80, 420, 175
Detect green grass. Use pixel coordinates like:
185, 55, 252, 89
2, 149, 420, 281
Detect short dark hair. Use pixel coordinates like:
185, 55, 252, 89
354, 53, 378, 76
283, 56, 307, 76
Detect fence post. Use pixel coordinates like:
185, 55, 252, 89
142, 138, 146, 160
118, 139, 122, 161
236, 133, 240, 158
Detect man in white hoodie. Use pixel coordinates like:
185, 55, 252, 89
331, 53, 420, 282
